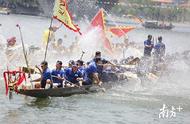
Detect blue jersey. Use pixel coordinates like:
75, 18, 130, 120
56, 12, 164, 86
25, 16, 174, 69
83, 62, 97, 85
144, 40, 154, 56
90, 57, 109, 64
144, 40, 152, 45
144, 40, 153, 49
154, 42, 165, 55
51, 69, 64, 84
64, 68, 82, 84
42, 68, 52, 81
78, 66, 85, 76
41, 68, 52, 88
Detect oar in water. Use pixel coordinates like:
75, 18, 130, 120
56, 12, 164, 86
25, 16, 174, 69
97, 82, 106, 92
51, 75, 91, 94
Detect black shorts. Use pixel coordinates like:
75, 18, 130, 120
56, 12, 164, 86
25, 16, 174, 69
41, 80, 46, 88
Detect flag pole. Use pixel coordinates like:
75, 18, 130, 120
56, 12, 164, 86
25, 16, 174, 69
16, 24, 33, 88
44, 17, 53, 61
16, 24, 30, 71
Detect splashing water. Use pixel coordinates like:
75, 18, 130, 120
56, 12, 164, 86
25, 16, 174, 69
79, 27, 103, 61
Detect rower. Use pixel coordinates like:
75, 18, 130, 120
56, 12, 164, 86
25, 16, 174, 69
93, 51, 118, 71
31, 61, 52, 89
68, 60, 75, 67
64, 63, 83, 87
91, 51, 109, 64
51, 60, 65, 88
76, 60, 85, 76
144, 35, 154, 57
83, 57, 102, 86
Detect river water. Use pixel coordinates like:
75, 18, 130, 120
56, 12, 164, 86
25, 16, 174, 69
0, 14, 190, 124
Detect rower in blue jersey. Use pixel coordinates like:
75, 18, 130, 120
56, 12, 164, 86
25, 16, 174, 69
31, 61, 52, 89
64, 63, 83, 86
89, 51, 111, 80
51, 60, 64, 88
144, 35, 154, 57
91, 51, 109, 64
83, 58, 102, 86
154, 36, 166, 60
76, 60, 85, 76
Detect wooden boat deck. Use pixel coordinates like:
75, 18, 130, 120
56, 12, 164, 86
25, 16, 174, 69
17, 80, 122, 98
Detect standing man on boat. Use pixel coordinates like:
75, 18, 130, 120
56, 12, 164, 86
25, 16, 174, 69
144, 35, 154, 57
51, 60, 65, 88
31, 61, 52, 89
154, 36, 166, 62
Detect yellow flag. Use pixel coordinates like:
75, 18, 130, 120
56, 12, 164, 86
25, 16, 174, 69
53, 0, 81, 35
42, 29, 54, 46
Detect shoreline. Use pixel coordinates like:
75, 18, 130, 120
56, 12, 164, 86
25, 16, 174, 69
1, 12, 190, 28
112, 15, 190, 26
1, 5, 190, 26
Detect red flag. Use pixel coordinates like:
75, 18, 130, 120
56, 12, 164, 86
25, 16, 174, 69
90, 9, 105, 30
89, 9, 112, 53
103, 36, 113, 54
109, 26, 135, 37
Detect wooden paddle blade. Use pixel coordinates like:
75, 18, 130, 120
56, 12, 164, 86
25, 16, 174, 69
22, 67, 35, 74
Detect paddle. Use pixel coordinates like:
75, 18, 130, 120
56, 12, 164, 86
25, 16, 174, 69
80, 51, 85, 60
16, 24, 30, 72
97, 82, 106, 92
16, 24, 33, 88
22, 67, 35, 74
